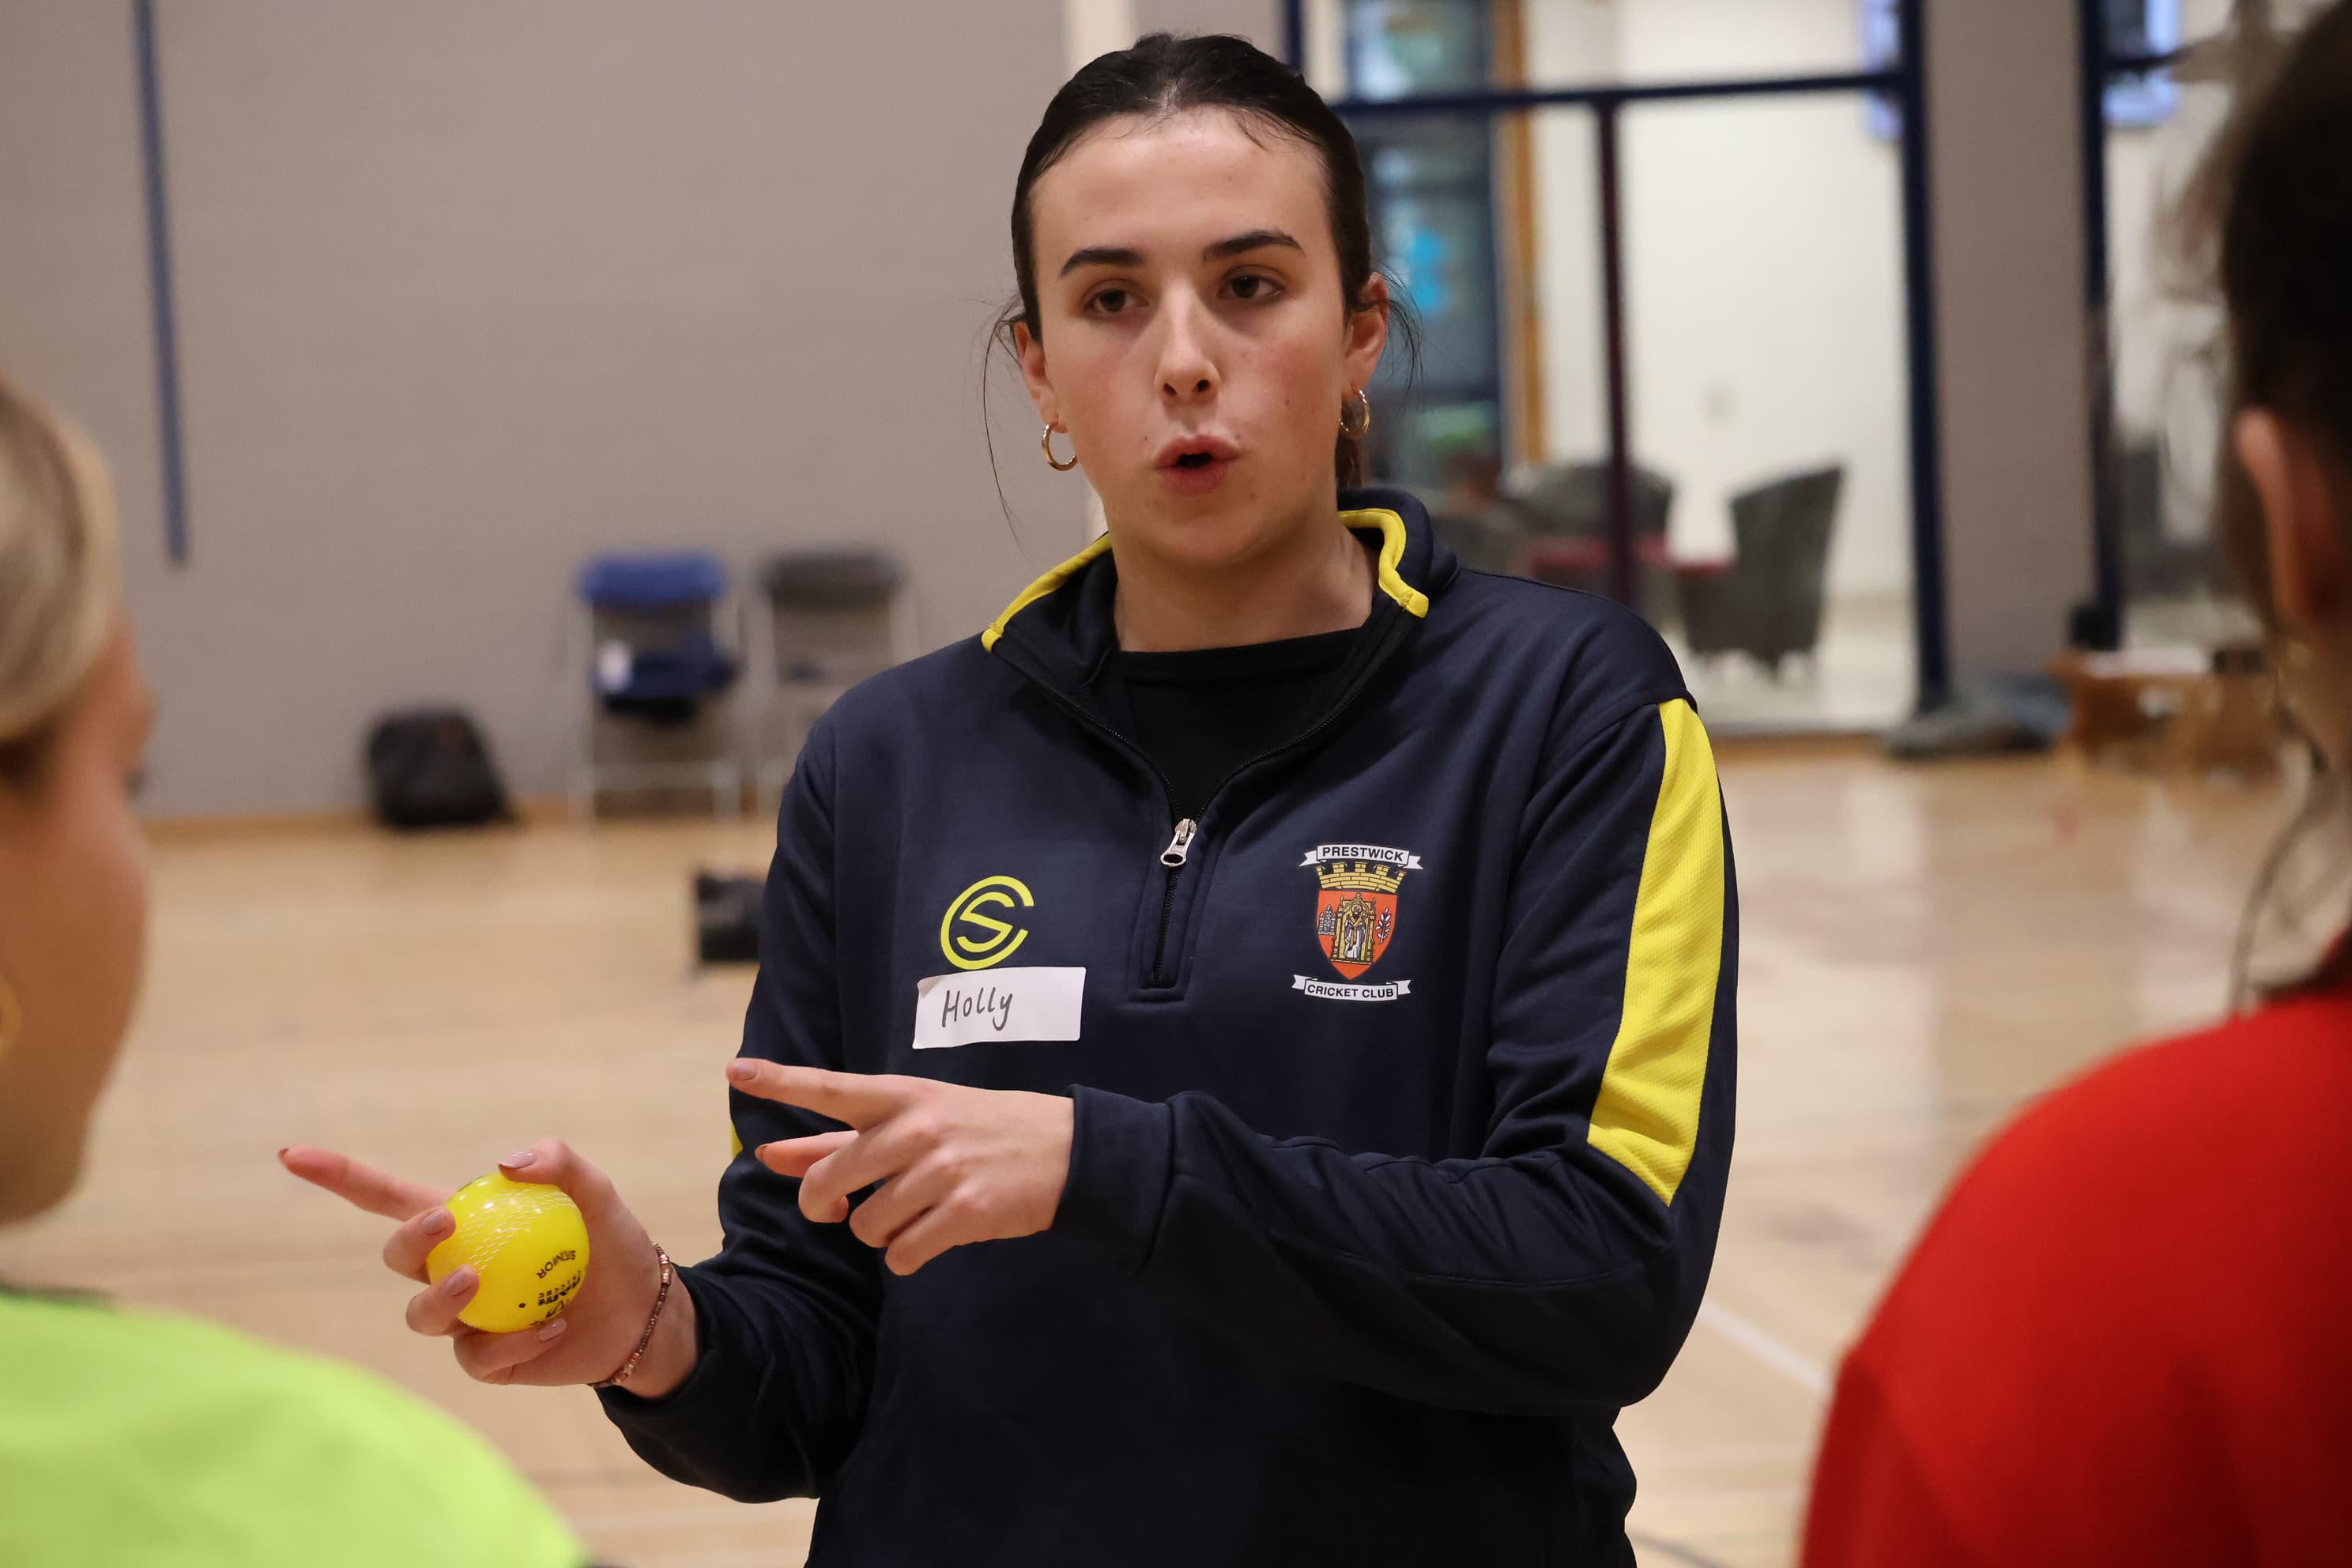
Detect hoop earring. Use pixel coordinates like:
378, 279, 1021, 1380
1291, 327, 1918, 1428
1041, 425, 1080, 472
1340, 389, 1373, 439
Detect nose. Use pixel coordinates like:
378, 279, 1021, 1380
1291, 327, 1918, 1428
1154, 294, 1220, 407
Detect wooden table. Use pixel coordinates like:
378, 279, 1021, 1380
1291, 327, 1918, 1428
2049, 648, 2282, 778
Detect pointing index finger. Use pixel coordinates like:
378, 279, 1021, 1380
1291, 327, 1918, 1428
280, 1145, 450, 1221
727, 1060, 908, 1129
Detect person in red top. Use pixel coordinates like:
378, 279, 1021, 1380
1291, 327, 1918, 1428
1805, 6, 2352, 1564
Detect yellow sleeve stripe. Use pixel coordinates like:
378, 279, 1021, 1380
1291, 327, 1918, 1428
1586, 698, 1725, 1206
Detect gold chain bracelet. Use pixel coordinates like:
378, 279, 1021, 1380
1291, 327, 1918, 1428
590, 1242, 673, 1392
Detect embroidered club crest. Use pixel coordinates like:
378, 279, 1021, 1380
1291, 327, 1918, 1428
1304, 843, 1422, 981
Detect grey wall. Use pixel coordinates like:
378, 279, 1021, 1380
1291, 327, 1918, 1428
0, 1, 1076, 817
1134, 0, 1280, 47
1925, 0, 2098, 677
0, 2, 168, 700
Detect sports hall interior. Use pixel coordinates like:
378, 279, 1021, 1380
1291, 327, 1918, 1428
0, 3, 2306, 1564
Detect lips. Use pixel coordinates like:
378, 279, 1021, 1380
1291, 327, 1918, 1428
1153, 434, 1239, 471
1154, 435, 1238, 497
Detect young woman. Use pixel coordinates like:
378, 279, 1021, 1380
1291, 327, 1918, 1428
1804, 7, 2352, 1562
290, 34, 1737, 1563
0, 371, 583, 1566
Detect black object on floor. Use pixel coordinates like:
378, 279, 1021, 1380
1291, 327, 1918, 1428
1880, 673, 2071, 761
364, 709, 511, 829
695, 871, 764, 965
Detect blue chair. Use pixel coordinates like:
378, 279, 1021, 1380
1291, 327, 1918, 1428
578, 552, 730, 614
572, 551, 744, 819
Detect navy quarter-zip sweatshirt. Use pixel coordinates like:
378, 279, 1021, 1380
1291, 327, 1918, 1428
601, 488, 1738, 1566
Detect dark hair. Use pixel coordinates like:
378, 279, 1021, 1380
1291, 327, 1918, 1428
2203, 2, 2352, 621
2186, 1, 2352, 1002
988, 32, 1416, 492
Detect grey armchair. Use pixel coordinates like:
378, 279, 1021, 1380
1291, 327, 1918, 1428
1675, 465, 1845, 674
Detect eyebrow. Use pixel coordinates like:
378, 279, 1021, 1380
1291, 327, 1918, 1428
1057, 245, 1144, 277
1205, 228, 1304, 262
1056, 228, 1306, 278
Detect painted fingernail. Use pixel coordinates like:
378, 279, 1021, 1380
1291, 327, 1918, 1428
503, 1150, 537, 1170
726, 1059, 756, 1082
420, 1209, 452, 1238
443, 1267, 475, 1296
538, 1317, 569, 1343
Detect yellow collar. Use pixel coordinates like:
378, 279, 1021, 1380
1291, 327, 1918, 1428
982, 508, 1428, 652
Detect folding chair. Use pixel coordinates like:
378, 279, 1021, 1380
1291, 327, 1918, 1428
754, 548, 915, 805
571, 551, 744, 820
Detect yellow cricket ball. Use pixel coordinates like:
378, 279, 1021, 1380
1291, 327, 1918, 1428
425, 1173, 591, 1335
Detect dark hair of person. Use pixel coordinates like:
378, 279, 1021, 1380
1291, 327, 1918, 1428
2183, 1, 2352, 1003
984, 32, 1419, 504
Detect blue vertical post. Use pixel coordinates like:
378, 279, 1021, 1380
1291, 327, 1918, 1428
1595, 98, 1638, 609
134, 0, 190, 566
1895, 0, 1951, 708
1283, 0, 1305, 71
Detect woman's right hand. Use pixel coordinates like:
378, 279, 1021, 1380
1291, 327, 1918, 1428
280, 1138, 687, 1391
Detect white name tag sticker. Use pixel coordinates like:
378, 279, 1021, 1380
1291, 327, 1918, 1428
912, 967, 1087, 1050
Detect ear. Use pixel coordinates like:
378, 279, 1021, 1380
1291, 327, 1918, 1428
1014, 322, 1060, 432
2236, 408, 2347, 628
1340, 273, 1392, 404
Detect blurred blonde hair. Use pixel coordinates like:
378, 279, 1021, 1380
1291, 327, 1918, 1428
0, 371, 119, 777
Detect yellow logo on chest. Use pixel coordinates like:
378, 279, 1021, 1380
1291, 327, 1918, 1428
940, 875, 1036, 971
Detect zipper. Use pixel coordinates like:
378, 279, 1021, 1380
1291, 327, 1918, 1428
1146, 819, 1198, 985
1003, 679, 1197, 982
999, 609, 1416, 988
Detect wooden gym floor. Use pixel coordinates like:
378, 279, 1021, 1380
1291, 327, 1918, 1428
0, 748, 2291, 1567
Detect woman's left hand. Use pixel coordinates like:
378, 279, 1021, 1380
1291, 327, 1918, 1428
729, 1058, 1074, 1276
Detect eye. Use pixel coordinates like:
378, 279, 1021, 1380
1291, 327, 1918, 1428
1084, 287, 1135, 316
1227, 273, 1283, 302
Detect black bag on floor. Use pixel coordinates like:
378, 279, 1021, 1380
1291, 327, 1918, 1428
365, 709, 511, 829
695, 870, 764, 965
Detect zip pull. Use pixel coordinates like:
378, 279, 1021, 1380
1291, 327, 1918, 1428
1159, 818, 1198, 869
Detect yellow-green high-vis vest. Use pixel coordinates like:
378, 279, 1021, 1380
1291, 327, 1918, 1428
0, 1289, 582, 1566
